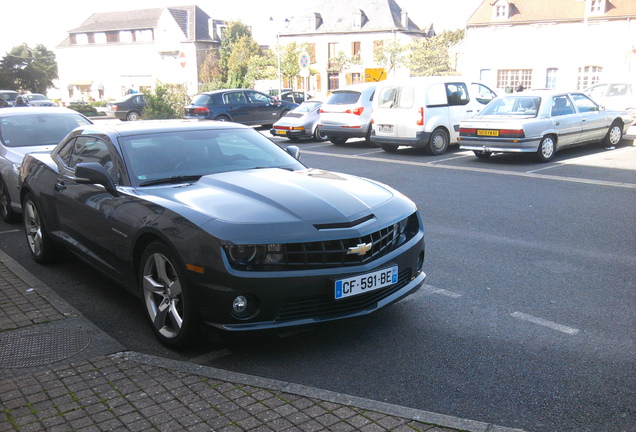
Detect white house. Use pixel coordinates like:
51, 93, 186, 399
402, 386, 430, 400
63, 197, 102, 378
278, 0, 433, 97
56, 5, 225, 102
456, 0, 636, 92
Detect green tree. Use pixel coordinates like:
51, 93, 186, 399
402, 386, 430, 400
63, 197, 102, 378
408, 30, 465, 76
218, 21, 254, 84
0, 44, 58, 93
199, 48, 224, 90
373, 40, 409, 76
245, 49, 277, 87
226, 35, 262, 88
143, 81, 189, 119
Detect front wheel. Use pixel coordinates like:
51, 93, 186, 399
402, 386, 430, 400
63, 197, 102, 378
603, 121, 623, 148
126, 111, 141, 121
0, 178, 18, 223
330, 137, 348, 145
140, 242, 200, 350
535, 135, 556, 162
22, 192, 58, 263
425, 128, 449, 155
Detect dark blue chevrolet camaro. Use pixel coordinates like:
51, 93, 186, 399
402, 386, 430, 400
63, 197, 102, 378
20, 120, 426, 349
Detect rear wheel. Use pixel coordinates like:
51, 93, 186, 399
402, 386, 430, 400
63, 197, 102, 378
0, 178, 18, 223
140, 241, 200, 350
214, 116, 229, 122
330, 137, 348, 145
535, 135, 556, 162
22, 192, 57, 263
313, 128, 328, 142
381, 144, 399, 153
425, 128, 449, 155
126, 110, 141, 121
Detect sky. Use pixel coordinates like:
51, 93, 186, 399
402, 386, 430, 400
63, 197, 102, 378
0, 0, 483, 56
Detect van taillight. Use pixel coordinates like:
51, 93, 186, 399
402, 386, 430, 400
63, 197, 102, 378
416, 107, 424, 126
345, 107, 364, 115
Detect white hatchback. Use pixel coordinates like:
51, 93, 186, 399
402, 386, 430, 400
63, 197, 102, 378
318, 83, 377, 145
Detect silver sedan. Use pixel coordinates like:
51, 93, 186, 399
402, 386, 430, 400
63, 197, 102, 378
458, 90, 633, 162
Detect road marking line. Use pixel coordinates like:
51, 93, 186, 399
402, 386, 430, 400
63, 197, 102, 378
0, 230, 20, 234
420, 284, 463, 298
301, 150, 636, 189
511, 311, 580, 335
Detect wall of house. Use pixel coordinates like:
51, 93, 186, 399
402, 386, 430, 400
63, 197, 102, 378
457, 18, 636, 92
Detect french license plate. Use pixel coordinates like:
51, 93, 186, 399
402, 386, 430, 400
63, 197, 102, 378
379, 125, 393, 133
335, 266, 398, 299
275, 130, 287, 135
477, 129, 499, 136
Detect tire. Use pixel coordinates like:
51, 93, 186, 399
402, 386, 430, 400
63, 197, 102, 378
0, 178, 18, 223
381, 144, 399, 153
313, 127, 328, 142
140, 241, 200, 350
425, 128, 449, 155
602, 121, 623, 147
287, 136, 300, 142
214, 116, 229, 122
126, 111, 140, 121
364, 127, 379, 147
473, 151, 492, 160
22, 192, 58, 264
330, 137, 347, 145
535, 135, 556, 162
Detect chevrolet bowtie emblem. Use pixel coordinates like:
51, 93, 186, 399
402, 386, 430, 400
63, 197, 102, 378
347, 242, 372, 256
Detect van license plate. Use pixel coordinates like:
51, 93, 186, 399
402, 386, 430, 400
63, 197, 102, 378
477, 130, 499, 136
379, 125, 393, 133
335, 266, 398, 299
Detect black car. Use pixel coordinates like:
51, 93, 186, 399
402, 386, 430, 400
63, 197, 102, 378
107, 94, 146, 121
184, 89, 298, 126
280, 91, 313, 103
20, 120, 426, 349
0, 90, 19, 107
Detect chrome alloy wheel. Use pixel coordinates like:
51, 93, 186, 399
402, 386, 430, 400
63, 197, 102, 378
142, 252, 185, 339
23, 199, 44, 257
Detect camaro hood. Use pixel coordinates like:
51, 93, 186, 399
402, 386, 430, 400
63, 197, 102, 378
143, 168, 395, 225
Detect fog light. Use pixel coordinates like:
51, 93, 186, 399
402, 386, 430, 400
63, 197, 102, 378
233, 296, 247, 314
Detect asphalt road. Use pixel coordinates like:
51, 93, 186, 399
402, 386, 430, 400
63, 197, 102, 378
1, 133, 634, 432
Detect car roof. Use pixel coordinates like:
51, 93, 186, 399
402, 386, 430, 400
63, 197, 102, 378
495, 90, 584, 98
74, 119, 252, 137
0, 107, 83, 117
199, 89, 261, 95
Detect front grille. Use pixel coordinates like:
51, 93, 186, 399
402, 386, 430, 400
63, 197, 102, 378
276, 268, 412, 321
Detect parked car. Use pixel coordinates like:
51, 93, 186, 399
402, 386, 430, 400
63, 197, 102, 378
371, 76, 497, 154
0, 90, 19, 107
318, 83, 377, 145
19, 120, 426, 349
270, 100, 326, 141
24, 93, 56, 107
280, 91, 313, 103
264, 88, 292, 98
458, 90, 633, 162
184, 89, 298, 126
583, 82, 635, 118
0, 107, 92, 222
106, 94, 146, 121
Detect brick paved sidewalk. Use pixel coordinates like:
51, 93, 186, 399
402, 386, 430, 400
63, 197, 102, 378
0, 250, 525, 432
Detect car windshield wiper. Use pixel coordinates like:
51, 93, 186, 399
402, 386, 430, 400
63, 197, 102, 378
139, 175, 203, 187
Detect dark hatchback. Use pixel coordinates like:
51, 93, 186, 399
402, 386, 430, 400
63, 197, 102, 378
19, 120, 426, 349
184, 89, 298, 126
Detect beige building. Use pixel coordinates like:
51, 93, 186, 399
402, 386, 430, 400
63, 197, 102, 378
278, 0, 432, 97
456, 0, 636, 92
56, 5, 225, 102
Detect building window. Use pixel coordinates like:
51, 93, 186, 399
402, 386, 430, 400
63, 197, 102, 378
577, 66, 603, 90
352, 42, 361, 61
497, 70, 532, 92
351, 73, 363, 84
87, 33, 95, 44
106, 32, 120, 43
589, 0, 605, 14
493, 1, 509, 20
328, 73, 339, 91
546, 68, 558, 89
308, 43, 316, 63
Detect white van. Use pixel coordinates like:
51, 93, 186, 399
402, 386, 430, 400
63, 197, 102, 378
370, 77, 497, 154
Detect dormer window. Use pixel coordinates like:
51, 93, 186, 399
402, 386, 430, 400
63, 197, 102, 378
308, 12, 323, 31
492, 0, 510, 20
588, 0, 606, 15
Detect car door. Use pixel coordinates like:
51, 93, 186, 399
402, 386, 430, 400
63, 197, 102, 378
570, 93, 609, 143
445, 82, 473, 142
53, 135, 132, 279
222, 91, 251, 124
550, 94, 582, 147
245, 90, 280, 125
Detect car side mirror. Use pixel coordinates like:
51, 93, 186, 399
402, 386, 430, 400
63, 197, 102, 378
286, 145, 300, 160
75, 162, 118, 195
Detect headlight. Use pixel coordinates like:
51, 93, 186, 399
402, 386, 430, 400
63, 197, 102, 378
225, 244, 284, 269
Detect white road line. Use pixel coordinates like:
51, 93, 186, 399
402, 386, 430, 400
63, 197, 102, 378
301, 150, 636, 189
511, 311, 580, 335
419, 284, 463, 298
0, 230, 20, 234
